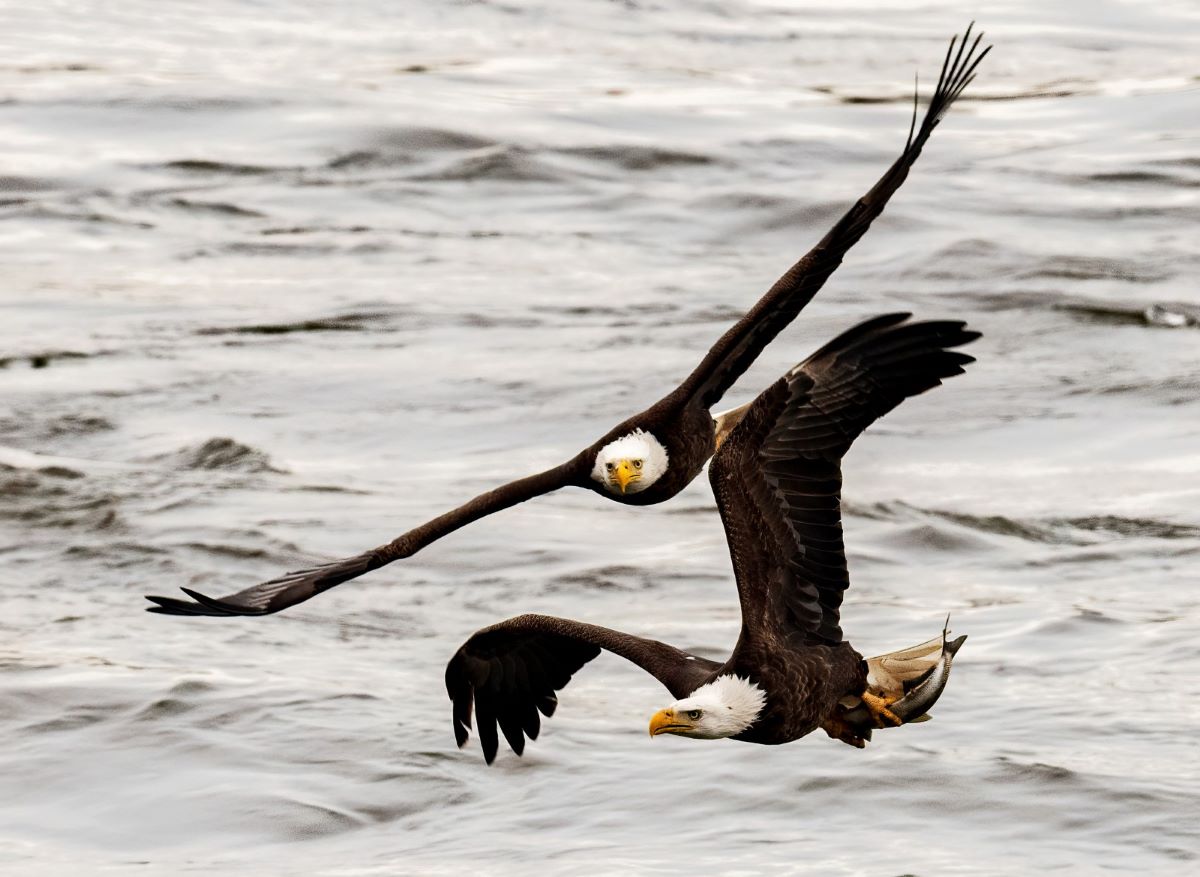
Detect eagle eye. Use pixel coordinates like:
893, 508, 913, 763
686, 709, 702, 721
633, 459, 643, 469
605, 462, 614, 471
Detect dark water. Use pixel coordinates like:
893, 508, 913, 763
3, 2, 1199, 873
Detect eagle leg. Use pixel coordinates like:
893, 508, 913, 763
860, 691, 903, 729
820, 709, 871, 748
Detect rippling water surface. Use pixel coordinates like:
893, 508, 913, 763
2, 1, 1199, 874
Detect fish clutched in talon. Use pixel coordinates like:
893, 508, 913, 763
145, 24, 989, 620
447, 314, 980, 762
888, 625, 968, 724
830, 622, 968, 743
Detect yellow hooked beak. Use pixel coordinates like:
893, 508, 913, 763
648, 708, 690, 737
611, 459, 640, 494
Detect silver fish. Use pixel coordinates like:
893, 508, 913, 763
837, 618, 966, 734
889, 625, 967, 723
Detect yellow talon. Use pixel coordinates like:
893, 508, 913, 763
860, 691, 903, 729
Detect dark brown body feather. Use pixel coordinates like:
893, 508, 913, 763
146, 26, 989, 619
446, 313, 980, 762
724, 641, 865, 745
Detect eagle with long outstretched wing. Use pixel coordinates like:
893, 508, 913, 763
447, 313, 977, 762
147, 27, 989, 619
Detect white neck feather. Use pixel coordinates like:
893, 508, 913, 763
590, 429, 669, 495
673, 675, 766, 739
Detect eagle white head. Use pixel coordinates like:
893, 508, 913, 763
648, 675, 766, 740
591, 429, 668, 496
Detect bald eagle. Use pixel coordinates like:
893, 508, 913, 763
146, 27, 989, 619
446, 313, 977, 762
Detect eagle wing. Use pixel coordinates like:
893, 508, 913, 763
708, 313, 979, 645
445, 613, 720, 763
672, 25, 988, 412
145, 460, 585, 617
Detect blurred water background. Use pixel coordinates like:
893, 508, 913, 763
2, 1, 1199, 873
